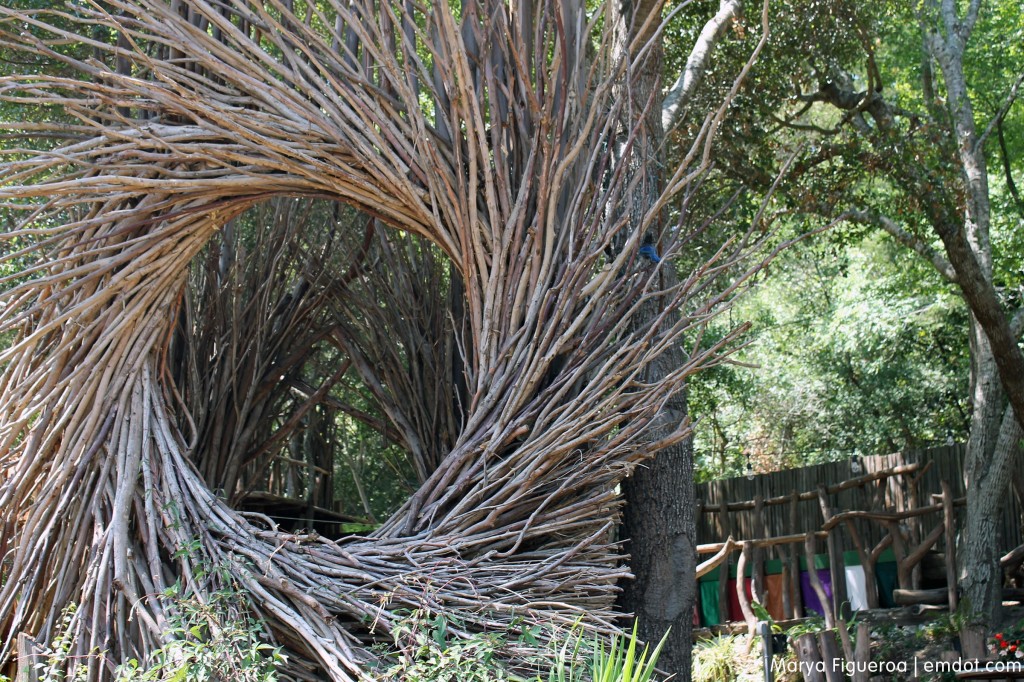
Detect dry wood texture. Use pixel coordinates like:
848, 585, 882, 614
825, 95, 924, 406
0, 0, 773, 678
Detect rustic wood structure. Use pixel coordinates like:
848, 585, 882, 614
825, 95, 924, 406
694, 445, 1024, 633
0, 0, 782, 677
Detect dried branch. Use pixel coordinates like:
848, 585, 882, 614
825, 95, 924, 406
0, 0, 773, 678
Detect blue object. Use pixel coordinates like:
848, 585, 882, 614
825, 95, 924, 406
638, 243, 661, 263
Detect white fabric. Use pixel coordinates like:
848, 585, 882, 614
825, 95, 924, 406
844, 564, 868, 611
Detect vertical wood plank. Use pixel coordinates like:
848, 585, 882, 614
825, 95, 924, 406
941, 479, 958, 612
789, 490, 803, 617
718, 496, 732, 623
752, 493, 765, 607
818, 484, 848, 621
805, 531, 835, 629
18, 633, 42, 682
737, 541, 756, 635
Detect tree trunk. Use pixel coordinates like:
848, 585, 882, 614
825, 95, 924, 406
960, 400, 1024, 655
620, 403, 696, 678
610, 0, 697, 676
923, 6, 1024, 647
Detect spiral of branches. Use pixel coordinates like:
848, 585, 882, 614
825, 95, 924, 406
0, 0, 771, 678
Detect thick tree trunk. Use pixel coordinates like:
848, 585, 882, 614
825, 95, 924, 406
960, 401, 1023, 655
920, 5, 1024, 649
610, 0, 697, 676
959, 318, 1021, 655
619, 401, 696, 679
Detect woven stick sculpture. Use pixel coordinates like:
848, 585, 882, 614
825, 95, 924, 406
0, 0, 766, 677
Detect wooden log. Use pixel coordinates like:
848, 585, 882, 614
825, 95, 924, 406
853, 622, 871, 682
17, 633, 42, 682
843, 518, 879, 608
892, 588, 947, 606
836, 616, 855, 662
789, 490, 804, 617
942, 480, 959, 612
900, 522, 945, 589
907, 458, 927, 589
818, 629, 845, 682
818, 485, 848, 621
737, 541, 757, 634
696, 536, 735, 579
1002, 542, 1024, 568
753, 494, 766, 607
887, 521, 910, 590
718, 496, 732, 624
778, 545, 793, 620
822, 503, 955, 531
696, 498, 704, 546
805, 532, 835, 628
794, 633, 825, 682
696, 530, 830, 554
700, 463, 924, 513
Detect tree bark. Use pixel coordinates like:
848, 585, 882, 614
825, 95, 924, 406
960, 404, 1024, 654
922, 4, 1024, 643
612, 0, 697, 677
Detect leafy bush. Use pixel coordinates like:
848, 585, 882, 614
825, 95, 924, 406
116, 560, 284, 681
373, 611, 668, 682
373, 610, 514, 682
692, 635, 741, 682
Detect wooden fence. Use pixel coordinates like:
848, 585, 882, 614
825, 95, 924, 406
696, 444, 1021, 557
693, 444, 1024, 629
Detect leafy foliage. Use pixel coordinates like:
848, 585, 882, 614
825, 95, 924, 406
115, 560, 285, 682
372, 612, 668, 682
374, 611, 515, 682
691, 634, 743, 682
692, 232, 969, 478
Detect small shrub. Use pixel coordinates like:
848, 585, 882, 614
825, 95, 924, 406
692, 635, 740, 682
374, 612, 668, 682
374, 610, 513, 681
116, 560, 284, 681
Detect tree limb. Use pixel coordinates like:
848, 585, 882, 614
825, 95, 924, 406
846, 209, 957, 283
661, 0, 742, 131
976, 69, 1024, 153
1011, 307, 1024, 340
933, 220, 1024, 430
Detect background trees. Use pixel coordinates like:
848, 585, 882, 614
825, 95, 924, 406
691, 233, 971, 477
676, 0, 1024, 654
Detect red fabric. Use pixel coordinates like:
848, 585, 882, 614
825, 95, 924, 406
724, 576, 783, 622
726, 578, 753, 621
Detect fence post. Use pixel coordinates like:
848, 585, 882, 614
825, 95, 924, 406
753, 493, 766, 606
718, 496, 732, 624
817, 485, 848, 622
941, 480, 958, 612
788, 490, 803, 618
18, 633, 42, 682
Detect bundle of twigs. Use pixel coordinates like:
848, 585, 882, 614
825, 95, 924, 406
0, 0, 767, 678
325, 222, 465, 485
177, 199, 344, 503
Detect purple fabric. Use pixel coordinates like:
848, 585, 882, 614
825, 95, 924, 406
800, 568, 834, 617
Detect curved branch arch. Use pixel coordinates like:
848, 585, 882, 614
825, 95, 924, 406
0, 0, 757, 677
